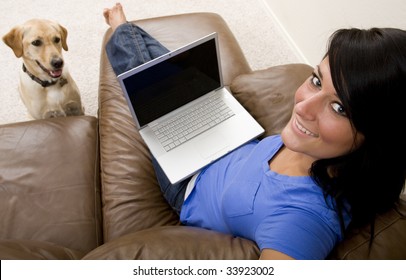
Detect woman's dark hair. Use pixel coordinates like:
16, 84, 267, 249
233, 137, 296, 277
310, 28, 406, 231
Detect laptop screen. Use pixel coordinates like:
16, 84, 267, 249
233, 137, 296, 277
122, 36, 221, 127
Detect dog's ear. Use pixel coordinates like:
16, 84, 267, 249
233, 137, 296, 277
58, 24, 69, 51
2, 26, 24, 57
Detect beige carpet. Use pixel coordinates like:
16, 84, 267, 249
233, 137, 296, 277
0, 0, 301, 125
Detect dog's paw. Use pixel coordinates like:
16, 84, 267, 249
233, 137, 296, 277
43, 110, 66, 119
64, 101, 85, 116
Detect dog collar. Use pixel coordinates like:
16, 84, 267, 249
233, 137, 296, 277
22, 64, 58, 88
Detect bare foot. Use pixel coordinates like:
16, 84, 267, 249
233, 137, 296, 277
103, 2, 127, 31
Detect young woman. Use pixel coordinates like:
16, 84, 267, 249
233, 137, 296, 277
103, 3, 406, 259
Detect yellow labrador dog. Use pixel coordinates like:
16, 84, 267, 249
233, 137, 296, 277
2, 19, 84, 119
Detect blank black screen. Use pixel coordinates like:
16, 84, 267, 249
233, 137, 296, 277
123, 38, 221, 127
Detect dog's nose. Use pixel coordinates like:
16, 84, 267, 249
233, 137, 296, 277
51, 58, 64, 69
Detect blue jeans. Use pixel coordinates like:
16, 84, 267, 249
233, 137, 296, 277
105, 22, 169, 76
105, 23, 189, 215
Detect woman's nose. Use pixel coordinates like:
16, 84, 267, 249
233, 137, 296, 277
295, 92, 323, 121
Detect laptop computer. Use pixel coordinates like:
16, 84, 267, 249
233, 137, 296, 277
117, 32, 264, 184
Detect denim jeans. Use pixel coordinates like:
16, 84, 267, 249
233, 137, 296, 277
105, 22, 189, 215
105, 22, 169, 76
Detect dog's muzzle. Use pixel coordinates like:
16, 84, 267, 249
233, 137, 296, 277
36, 59, 63, 78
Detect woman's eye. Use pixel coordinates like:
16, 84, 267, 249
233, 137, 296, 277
332, 102, 346, 116
54, 37, 61, 44
310, 74, 321, 88
31, 40, 42, 46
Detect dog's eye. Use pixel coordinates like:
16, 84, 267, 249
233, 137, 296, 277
31, 40, 42, 47
54, 37, 61, 44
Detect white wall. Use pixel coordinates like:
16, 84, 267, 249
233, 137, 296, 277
263, 0, 406, 65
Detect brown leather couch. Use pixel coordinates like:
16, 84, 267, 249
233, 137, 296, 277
1, 13, 405, 260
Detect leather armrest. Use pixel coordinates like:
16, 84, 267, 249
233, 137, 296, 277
0, 239, 84, 260
83, 226, 260, 260
0, 116, 102, 253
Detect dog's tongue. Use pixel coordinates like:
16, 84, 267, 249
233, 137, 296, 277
50, 69, 62, 78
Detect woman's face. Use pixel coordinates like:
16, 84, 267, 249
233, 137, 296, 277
281, 57, 364, 160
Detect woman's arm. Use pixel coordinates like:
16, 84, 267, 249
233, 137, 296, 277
260, 249, 295, 260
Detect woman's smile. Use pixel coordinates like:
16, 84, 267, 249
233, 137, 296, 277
294, 118, 318, 137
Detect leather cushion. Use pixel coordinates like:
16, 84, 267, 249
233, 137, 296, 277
329, 199, 406, 259
230, 64, 313, 137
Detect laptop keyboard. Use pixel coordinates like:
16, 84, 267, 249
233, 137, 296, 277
150, 95, 235, 151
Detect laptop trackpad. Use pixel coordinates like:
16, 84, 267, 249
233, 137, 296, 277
196, 132, 229, 159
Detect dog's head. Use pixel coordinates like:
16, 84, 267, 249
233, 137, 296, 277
2, 19, 68, 79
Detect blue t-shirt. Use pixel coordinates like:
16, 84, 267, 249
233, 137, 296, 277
180, 135, 350, 259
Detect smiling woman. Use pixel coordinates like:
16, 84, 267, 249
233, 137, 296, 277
281, 58, 364, 161
102, 3, 406, 260
310, 27, 406, 229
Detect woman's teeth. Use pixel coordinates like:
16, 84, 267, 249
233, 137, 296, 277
295, 119, 317, 137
